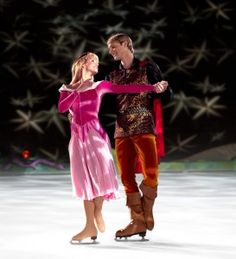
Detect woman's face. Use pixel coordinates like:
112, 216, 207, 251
85, 55, 99, 75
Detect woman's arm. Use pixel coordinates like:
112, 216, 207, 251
97, 80, 156, 96
58, 90, 78, 113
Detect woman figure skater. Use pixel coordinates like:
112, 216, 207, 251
58, 52, 163, 243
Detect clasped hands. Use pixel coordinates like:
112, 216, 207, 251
153, 80, 168, 93
68, 79, 168, 94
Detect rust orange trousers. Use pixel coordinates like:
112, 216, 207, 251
115, 134, 159, 193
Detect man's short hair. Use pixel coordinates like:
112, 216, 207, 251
107, 33, 134, 53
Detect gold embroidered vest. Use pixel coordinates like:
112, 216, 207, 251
109, 64, 156, 138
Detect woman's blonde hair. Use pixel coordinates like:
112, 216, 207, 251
71, 52, 98, 82
107, 33, 134, 53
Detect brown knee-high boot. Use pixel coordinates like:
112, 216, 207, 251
115, 192, 146, 239
140, 182, 157, 231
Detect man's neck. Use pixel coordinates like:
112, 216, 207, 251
121, 52, 134, 69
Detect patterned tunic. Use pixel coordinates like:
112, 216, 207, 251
109, 58, 163, 138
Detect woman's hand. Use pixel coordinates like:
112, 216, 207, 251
73, 79, 94, 92
66, 81, 81, 89
78, 79, 94, 89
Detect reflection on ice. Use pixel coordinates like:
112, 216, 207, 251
0, 172, 236, 259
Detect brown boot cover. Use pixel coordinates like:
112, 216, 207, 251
140, 182, 157, 230
115, 192, 146, 238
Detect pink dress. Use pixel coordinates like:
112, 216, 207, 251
58, 80, 155, 200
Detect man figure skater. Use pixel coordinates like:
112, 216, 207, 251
106, 33, 171, 239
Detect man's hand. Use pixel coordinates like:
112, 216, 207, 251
68, 112, 72, 123
154, 80, 168, 93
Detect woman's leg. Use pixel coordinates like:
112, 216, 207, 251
72, 200, 97, 241
94, 196, 105, 232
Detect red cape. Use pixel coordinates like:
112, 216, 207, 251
135, 99, 165, 172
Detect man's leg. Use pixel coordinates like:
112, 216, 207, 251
132, 134, 158, 230
115, 137, 146, 238
115, 137, 138, 193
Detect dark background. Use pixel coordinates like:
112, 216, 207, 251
0, 0, 235, 165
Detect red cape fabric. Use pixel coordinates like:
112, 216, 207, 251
135, 99, 165, 173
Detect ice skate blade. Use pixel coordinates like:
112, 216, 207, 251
115, 232, 148, 242
115, 237, 149, 242
70, 236, 99, 245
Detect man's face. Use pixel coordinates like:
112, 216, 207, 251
107, 41, 126, 60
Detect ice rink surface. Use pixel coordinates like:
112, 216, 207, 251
0, 171, 236, 259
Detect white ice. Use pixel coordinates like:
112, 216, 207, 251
0, 171, 236, 259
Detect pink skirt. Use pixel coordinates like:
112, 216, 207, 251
68, 119, 120, 200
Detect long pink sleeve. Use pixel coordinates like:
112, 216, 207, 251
58, 90, 78, 113
96, 80, 155, 96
